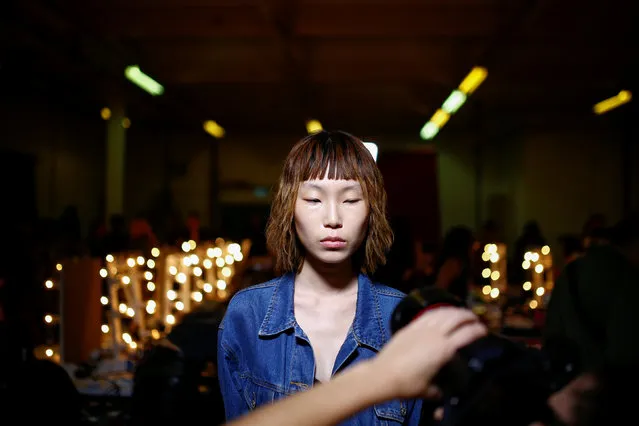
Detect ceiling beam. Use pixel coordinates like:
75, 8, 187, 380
65, 2, 516, 40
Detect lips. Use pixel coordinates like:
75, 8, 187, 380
320, 237, 347, 249
321, 237, 345, 242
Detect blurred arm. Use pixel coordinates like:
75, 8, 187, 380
226, 360, 388, 426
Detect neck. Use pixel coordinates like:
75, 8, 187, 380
295, 257, 359, 294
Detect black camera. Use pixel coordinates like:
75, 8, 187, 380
390, 287, 579, 426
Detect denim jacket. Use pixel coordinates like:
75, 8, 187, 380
217, 273, 423, 425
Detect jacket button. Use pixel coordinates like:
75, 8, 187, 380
400, 406, 407, 416
251, 399, 256, 408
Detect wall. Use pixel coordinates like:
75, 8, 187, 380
217, 135, 296, 204
124, 126, 212, 224
435, 134, 478, 234
1, 91, 634, 251
436, 125, 630, 257
514, 131, 624, 246
0, 97, 104, 232
0, 91, 299, 234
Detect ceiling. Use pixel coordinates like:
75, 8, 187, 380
2, 0, 636, 139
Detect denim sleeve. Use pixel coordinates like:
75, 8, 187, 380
217, 328, 247, 421
405, 398, 423, 425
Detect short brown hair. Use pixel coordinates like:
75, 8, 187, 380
265, 130, 393, 275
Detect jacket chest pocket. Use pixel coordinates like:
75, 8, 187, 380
241, 377, 285, 411
374, 400, 407, 425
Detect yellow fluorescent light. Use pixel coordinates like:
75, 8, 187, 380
458, 66, 488, 95
306, 119, 323, 134
430, 109, 450, 128
203, 120, 225, 138
593, 90, 632, 115
124, 65, 164, 96
417, 66, 485, 142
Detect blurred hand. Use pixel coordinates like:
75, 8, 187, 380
529, 372, 598, 426
372, 307, 487, 400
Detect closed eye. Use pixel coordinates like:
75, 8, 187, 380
304, 198, 321, 203
344, 199, 362, 204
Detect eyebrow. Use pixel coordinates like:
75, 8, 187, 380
301, 183, 362, 193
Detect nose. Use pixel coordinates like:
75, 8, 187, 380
323, 201, 343, 229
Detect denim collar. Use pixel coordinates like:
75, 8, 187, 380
258, 272, 387, 351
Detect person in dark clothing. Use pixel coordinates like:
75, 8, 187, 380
1, 319, 82, 424
400, 241, 437, 294
558, 234, 584, 264
544, 213, 639, 372
581, 213, 609, 249
131, 300, 227, 425
1, 358, 83, 424
514, 221, 547, 257
512, 220, 547, 285
432, 226, 477, 302
103, 214, 130, 254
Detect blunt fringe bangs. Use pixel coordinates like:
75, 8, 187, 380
265, 130, 393, 275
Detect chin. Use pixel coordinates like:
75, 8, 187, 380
314, 251, 352, 266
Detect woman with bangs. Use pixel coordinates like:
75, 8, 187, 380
217, 131, 423, 425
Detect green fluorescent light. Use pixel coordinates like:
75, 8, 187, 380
418, 67, 486, 141
420, 122, 440, 140
442, 90, 467, 114
125, 65, 164, 96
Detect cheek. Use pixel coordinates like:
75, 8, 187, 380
293, 205, 310, 238
354, 207, 370, 234
293, 209, 303, 234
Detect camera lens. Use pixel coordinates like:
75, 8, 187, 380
390, 287, 580, 426
390, 287, 465, 335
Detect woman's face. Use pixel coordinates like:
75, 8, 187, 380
294, 177, 369, 267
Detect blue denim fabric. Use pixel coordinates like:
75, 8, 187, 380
218, 273, 423, 425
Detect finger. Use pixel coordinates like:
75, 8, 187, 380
448, 322, 487, 350
423, 385, 442, 400
433, 407, 444, 421
425, 308, 481, 335
403, 306, 459, 331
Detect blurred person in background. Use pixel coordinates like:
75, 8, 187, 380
400, 240, 438, 294
544, 212, 639, 372
132, 300, 227, 426
432, 226, 477, 303
581, 213, 609, 249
